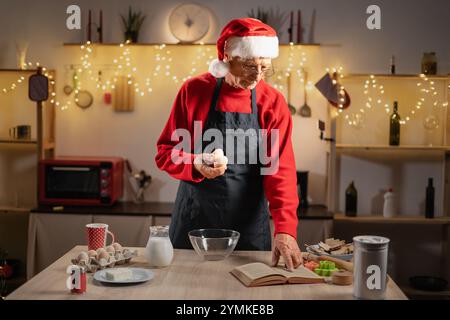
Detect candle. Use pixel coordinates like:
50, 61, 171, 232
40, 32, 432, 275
289, 11, 293, 43
87, 10, 92, 42
297, 10, 302, 44
99, 10, 103, 43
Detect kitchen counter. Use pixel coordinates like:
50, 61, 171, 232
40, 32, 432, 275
31, 202, 331, 219
297, 205, 334, 219
31, 201, 173, 216
8, 246, 407, 300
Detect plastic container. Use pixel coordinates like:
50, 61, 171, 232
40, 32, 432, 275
383, 188, 396, 218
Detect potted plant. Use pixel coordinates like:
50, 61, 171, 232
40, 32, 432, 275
120, 6, 146, 43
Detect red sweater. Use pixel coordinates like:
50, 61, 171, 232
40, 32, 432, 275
155, 72, 299, 239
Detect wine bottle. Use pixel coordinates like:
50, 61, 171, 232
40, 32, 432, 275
425, 178, 435, 218
390, 55, 396, 74
389, 101, 401, 146
345, 181, 357, 217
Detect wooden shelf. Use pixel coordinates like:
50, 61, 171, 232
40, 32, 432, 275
336, 144, 448, 151
343, 73, 450, 80
0, 206, 31, 213
0, 138, 37, 145
43, 141, 55, 150
335, 144, 447, 161
334, 213, 450, 225
63, 42, 329, 47
0, 69, 38, 73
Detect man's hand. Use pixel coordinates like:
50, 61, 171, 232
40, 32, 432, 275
193, 153, 227, 179
271, 233, 302, 271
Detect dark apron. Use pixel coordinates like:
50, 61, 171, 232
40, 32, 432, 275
169, 77, 271, 251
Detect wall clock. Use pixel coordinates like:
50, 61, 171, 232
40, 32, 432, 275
168, 3, 211, 43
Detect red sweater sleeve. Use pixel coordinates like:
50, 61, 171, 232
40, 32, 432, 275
263, 93, 299, 240
155, 82, 204, 182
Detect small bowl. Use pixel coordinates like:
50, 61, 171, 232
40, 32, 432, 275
188, 229, 240, 261
306, 244, 353, 261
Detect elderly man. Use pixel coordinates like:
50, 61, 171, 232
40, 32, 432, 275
155, 18, 301, 270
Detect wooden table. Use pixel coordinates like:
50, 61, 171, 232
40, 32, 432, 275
7, 246, 407, 300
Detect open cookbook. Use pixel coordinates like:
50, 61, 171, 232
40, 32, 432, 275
230, 262, 325, 287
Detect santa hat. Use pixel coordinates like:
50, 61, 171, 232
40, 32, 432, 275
208, 18, 279, 78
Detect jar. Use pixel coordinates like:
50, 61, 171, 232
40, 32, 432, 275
144, 225, 174, 267
353, 235, 390, 300
421, 52, 437, 75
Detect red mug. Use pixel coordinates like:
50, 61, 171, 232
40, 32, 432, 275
86, 223, 115, 250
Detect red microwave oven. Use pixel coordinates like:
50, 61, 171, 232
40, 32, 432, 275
39, 156, 124, 206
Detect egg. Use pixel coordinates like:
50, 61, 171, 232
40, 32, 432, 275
213, 149, 224, 158
213, 149, 228, 167
87, 250, 98, 258
112, 242, 123, 252
106, 245, 115, 253
96, 248, 107, 256
77, 251, 89, 263
98, 251, 110, 261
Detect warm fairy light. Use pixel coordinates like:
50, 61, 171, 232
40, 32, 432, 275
339, 72, 448, 126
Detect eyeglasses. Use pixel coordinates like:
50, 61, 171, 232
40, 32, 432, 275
230, 59, 275, 77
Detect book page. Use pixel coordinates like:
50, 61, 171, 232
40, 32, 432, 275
233, 262, 281, 281
273, 265, 323, 280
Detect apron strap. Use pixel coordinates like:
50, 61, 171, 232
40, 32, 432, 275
251, 86, 257, 114
211, 77, 257, 115
210, 77, 224, 114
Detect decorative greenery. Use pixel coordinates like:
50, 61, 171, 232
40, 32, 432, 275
120, 6, 146, 42
247, 7, 269, 23
247, 7, 288, 38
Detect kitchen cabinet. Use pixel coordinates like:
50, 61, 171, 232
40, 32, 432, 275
8, 245, 407, 300
26, 202, 173, 279
27, 202, 332, 279
0, 69, 56, 208
0, 207, 29, 296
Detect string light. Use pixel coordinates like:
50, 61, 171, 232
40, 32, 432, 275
340, 73, 448, 127
0, 75, 26, 95
272, 43, 308, 92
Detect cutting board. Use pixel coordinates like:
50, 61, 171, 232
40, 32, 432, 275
113, 76, 135, 112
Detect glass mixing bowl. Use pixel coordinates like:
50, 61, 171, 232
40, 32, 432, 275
188, 229, 240, 261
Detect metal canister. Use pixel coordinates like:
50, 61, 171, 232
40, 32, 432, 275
353, 235, 390, 300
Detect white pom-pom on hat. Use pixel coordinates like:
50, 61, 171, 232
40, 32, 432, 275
208, 59, 230, 78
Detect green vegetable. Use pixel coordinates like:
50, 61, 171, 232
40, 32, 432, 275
314, 261, 339, 276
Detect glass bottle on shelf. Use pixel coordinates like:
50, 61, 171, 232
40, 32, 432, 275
345, 181, 357, 217
390, 55, 396, 75
421, 52, 437, 75
425, 178, 435, 219
389, 101, 401, 146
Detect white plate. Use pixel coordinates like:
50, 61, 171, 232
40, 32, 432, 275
306, 245, 353, 261
93, 268, 154, 284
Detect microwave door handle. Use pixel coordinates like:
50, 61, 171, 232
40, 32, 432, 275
52, 167, 92, 171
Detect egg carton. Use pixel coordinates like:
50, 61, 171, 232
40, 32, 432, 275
71, 245, 138, 273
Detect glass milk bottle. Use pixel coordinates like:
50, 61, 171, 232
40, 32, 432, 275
144, 225, 174, 267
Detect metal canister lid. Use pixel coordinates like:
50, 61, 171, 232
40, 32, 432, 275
353, 235, 390, 249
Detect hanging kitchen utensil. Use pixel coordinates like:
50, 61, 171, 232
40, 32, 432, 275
298, 69, 312, 117
286, 72, 296, 115
315, 72, 351, 109
114, 75, 135, 112
75, 90, 94, 109
63, 65, 74, 96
